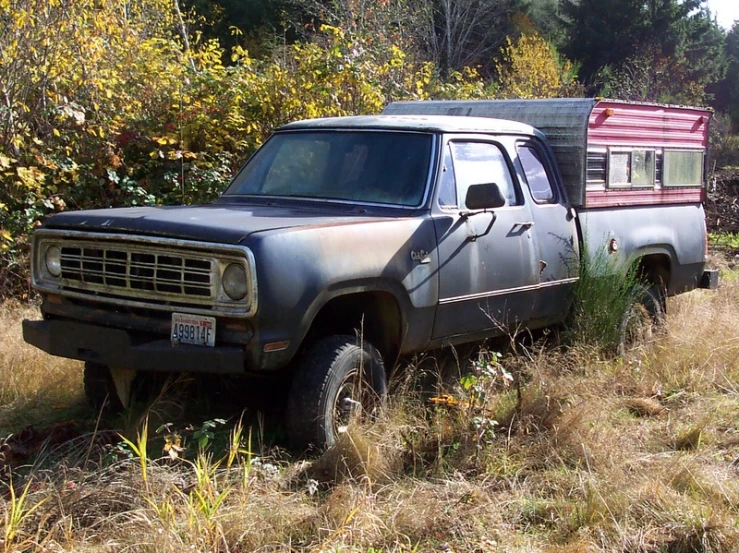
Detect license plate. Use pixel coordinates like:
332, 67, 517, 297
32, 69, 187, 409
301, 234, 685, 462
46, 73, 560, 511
171, 313, 216, 347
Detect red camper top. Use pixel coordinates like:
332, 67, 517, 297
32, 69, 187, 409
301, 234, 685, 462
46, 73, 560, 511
384, 98, 712, 209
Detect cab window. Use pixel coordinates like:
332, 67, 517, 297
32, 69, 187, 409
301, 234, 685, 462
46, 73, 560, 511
446, 142, 520, 207
438, 145, 458, 208
518, 144, 555, 203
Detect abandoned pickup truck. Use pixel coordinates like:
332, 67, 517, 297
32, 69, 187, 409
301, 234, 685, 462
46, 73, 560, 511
23, 98, 716, 448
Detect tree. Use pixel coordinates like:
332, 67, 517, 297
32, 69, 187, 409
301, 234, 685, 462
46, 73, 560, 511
562, 0, 726, 103
182, 0, 294, 57
712, 22, 739, 129
515, 0, 568, 47
496, 33, 582, 98
414, 0, 521, 78
560, 0, 649, 83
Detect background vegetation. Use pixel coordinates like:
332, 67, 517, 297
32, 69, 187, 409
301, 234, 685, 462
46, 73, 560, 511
1, 0, 738, 296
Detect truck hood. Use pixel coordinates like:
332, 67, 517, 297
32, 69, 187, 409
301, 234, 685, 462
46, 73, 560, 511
42, 202, 396, 244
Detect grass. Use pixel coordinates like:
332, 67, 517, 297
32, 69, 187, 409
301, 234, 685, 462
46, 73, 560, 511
0, 303, 85, 432
562, 238, 642, 353
1, 270, 739, 551
709, 232, 739, 252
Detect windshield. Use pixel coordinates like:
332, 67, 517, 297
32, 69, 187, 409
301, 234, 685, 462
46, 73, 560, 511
223, 131, 433, 207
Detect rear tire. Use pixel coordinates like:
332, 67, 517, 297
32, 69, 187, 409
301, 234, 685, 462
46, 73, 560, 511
286, 335, 387, 451
618, 283, 666, 356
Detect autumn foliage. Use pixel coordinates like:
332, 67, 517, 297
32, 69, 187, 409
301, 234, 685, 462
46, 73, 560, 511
0, 0, 580, 296
496, 33, 582, 99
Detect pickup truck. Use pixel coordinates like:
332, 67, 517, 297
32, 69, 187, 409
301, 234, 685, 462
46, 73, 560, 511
23, 98, 717, 449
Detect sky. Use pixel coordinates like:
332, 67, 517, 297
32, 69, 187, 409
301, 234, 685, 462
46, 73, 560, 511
707, 0, 738, 30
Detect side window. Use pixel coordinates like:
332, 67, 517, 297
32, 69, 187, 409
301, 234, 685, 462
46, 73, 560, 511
518, 145, 555, 203
449, 142, 519, 206
663, 150, 703, 187
438, 145, 457, 208
607, 148, 655, 188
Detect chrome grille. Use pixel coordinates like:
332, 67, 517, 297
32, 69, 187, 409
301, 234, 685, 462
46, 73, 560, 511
60, 244, 214, 299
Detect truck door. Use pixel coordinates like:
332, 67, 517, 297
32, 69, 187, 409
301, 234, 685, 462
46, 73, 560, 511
514, 139, 579, 322
432, 138, 539, 340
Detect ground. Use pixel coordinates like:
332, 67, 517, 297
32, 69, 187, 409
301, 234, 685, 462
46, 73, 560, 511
1, 265, 739, 552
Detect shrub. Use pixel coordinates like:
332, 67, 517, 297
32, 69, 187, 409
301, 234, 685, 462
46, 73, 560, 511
0, 5, 488, 299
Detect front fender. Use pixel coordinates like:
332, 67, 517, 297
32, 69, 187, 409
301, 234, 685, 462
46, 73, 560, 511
244, 216, 439, 371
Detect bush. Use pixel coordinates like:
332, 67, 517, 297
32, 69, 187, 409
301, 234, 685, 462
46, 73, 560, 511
0, 4, 490, 299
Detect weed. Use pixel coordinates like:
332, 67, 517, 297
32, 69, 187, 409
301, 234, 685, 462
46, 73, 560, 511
2, 270, 739, 551
709, 232, 739, 251
118, 416, 150, 487
2, 476, 47, 552
673, 424, 705, 451
564, 238, 641, 352
193, 417, 227, 450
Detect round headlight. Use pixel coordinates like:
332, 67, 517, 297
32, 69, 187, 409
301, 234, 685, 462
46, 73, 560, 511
222, 263, 247, 301
45, 245, 62, 277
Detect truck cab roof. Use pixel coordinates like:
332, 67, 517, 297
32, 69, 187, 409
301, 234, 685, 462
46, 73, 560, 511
279, 114, 539, 136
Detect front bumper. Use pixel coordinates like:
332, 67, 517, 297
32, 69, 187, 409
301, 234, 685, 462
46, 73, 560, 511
23, 319, 246, 374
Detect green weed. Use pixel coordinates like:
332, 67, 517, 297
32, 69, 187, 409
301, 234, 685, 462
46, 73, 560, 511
118, 416, 150, 488
564, 239, 641, 352
2, 477, 47, 552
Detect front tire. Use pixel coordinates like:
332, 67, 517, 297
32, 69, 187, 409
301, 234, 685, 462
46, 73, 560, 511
83, 362, 124, 413
286, 335, 387, 450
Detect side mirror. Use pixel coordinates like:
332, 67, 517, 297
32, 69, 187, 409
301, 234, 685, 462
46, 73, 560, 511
464, 183, 506, 211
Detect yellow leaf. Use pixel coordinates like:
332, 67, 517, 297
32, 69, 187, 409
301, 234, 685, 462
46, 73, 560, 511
16, 166, 45, 189
52, 128, 61, 137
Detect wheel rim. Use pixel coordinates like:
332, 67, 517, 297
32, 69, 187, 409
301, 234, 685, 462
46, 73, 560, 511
622, 303, 654, 350
619, 288, 664, 355
331, 367, 377, 436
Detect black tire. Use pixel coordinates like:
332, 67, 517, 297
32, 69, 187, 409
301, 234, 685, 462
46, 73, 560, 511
83, 362, 124, 413
618, 283, 666, 356
286, 335, 387, 451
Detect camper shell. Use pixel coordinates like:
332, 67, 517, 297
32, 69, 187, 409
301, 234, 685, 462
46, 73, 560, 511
384, 98, 711, 208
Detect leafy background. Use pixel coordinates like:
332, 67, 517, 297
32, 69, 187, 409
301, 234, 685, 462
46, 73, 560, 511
1, 0, 738, 297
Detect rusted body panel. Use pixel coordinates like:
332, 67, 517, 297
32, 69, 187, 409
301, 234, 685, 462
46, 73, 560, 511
244, 215, 440, 369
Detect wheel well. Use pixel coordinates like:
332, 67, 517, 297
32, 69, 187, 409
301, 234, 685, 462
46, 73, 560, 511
304, 292, 403, 364
635, 254, 671, 289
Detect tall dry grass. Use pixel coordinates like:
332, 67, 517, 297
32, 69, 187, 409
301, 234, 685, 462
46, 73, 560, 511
0, 304, 82, 432
1, 279, 739, 552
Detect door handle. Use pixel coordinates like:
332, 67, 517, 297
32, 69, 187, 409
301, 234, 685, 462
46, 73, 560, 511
515, 221, 535, 228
